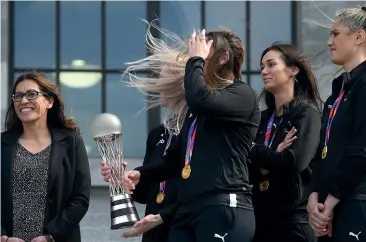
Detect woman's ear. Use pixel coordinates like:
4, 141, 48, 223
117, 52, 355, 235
219, 52, 230, 65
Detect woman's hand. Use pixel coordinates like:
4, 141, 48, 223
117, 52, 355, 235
30, 236, 47, 242
123, 170, 141, 194
188, 29, 213, 59
276, 127, 297, 152
122, 214, 163, 238
100, 160, 127, 182
308, 192, 332, 234
1, 236, 25, 242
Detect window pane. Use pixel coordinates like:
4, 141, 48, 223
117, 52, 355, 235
60, 72, 102, 157
107, 74, 147, 158
160, 1, 200, 39
250, 74, 264, 96
251, 74, 267, 110
250, 1, 292, 71
205, 1, 247, 70
14, 2, 55, 68
61, 2, 101, 69
106, 2, 147, 69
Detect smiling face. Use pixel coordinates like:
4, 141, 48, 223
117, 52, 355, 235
13, 79, 54, 125
260, 50, 295, 93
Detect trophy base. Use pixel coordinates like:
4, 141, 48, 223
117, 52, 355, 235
110, 193, 140, 230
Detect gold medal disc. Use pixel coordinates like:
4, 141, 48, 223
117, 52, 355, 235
156, 192, 165, 204
259, 180, 270, 192
322, 146, 328, 160
181, 166, 191, 179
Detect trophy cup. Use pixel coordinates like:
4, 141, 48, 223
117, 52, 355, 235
90, 113, 140, 230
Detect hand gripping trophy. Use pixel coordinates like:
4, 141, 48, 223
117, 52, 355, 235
91, 113, 140, 229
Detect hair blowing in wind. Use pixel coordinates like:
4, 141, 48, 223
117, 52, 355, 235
122, 20, 190, 135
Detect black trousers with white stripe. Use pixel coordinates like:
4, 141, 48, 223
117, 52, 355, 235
319, 199, 366, 242
167, 205, 255, 242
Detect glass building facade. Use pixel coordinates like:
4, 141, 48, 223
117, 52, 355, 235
2, 1, 364, 241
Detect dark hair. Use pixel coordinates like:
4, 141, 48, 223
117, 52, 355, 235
259, 42, 322, 112
5, 71, 79, 132
204, 27, 245, 88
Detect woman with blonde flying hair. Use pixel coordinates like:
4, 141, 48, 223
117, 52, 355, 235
101, 21, 190, 242
308, 6, 366, 242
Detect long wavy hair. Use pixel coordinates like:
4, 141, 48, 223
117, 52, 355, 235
259, 43, 323, 112
123, 20, 190, 135
5, 71, 78, 133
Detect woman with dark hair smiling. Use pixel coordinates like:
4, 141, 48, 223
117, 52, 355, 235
1, 71, 91, 242
250, 43, 322, 242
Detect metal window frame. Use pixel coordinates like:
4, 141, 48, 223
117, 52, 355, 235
7, 0, 298, 139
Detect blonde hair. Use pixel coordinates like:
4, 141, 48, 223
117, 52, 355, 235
310, 3, 366, 84
123, 20, 190, 135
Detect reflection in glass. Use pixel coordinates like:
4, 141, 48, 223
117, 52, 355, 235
59, 61, 102, 88
160, 1, 200, 40
106, 2, 147, 69
14, 1, 56, 68
61, 2, 101, 68
250, 1, 292, 71
107, 74, 147, 158
205, 1, 247, 70
60, 72, 102, 157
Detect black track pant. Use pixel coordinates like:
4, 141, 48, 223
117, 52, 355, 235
318, 199, 366, 242
167, 205, 255, 242
253, 207, 315, 242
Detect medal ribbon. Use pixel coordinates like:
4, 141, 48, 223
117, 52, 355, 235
324, 90, 345, 146
160, 134, 173, 193
264, 112, 282, 148
184, 117, 198, 167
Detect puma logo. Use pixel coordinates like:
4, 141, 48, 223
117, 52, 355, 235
349, 231, 361, 241
214, 233, 228, 242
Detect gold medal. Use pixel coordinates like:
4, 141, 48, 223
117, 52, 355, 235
259, 180, 270, 192
322, 146, 328, 160
181, 165, 191, 179
156, 192, 165, 204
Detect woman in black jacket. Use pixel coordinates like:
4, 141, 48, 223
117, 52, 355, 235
308, 6, 366, 242
123, 28, 261, 242
1, 72, 91, 242
250, 43, 322, 242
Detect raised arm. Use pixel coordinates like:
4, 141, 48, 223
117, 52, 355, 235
184, 56, 257, 122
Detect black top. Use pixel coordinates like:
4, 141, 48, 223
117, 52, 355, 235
132, 124, 179, 242
136, 56, 261, 213
1, 128, 91, 242
250, 101, 321, 221
312, 61, 366, 203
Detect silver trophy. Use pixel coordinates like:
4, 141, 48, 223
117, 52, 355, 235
90, 113, 140, 230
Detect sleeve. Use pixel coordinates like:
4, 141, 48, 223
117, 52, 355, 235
135, 133, 182, 182
329, 82, 366, 200
44, 134, 91, 240
132, 129, 160, 204
250, 106, 321, 173
184, 56, 257, 122
310, 96, 333, 192
159, 201, 180, 224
